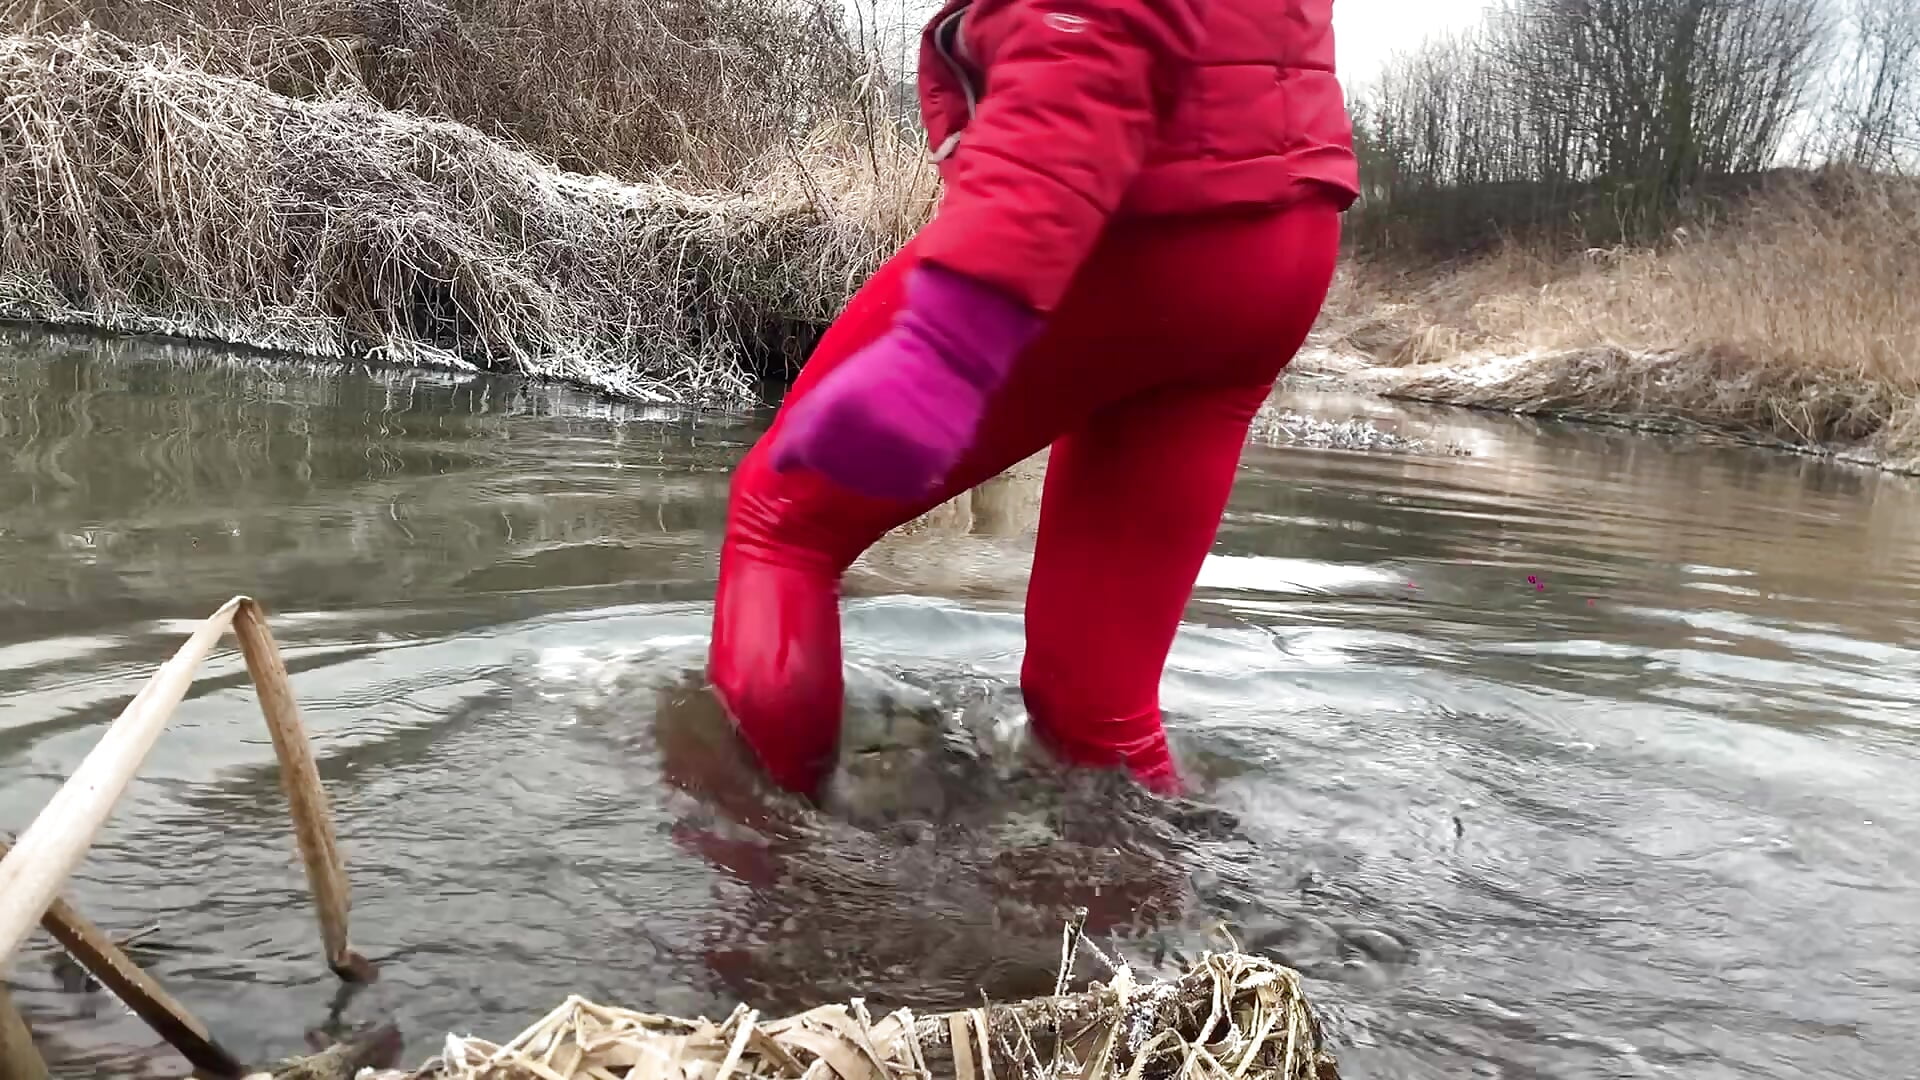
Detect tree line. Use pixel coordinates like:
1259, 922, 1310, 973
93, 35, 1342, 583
1348, 0, 1920, 255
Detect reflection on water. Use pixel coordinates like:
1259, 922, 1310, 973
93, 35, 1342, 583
3, 326, 1920, 1080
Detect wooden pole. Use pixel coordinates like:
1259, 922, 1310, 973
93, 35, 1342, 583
0, 982, 49, 1080
0, 841, 244, 1079
230, 600, 376, 984
0, 599, 243, 974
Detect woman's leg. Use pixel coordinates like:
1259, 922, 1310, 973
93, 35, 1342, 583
708, 250, 915, 796
710, 245, 1102, 796
1018, 380, 1275, 792
1018, 202, 1343, 793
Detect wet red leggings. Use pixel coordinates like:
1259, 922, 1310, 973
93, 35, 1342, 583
709, 196, 1342, 797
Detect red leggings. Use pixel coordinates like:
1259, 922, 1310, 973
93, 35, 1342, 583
709, 196, 1342, 796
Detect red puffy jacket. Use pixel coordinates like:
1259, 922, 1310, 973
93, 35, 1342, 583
911, 0, 1359, 313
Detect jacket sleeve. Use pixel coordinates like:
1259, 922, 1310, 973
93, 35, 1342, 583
911, 0, 1209, 313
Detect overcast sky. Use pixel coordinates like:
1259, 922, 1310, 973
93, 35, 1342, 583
1334, 0, 1489, 85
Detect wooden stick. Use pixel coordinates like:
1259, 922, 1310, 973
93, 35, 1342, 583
0, 841, 245, 1079
0, 981, 50, 1080
230, 599, 377, 984
0, 599, 243, 974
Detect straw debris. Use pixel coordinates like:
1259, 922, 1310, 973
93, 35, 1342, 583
0, 29, 928, 404
363, 950, 1336, 1080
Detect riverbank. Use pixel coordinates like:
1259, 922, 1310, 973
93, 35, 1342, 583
0, 28, 927, 405
1307, 171, 1920, 473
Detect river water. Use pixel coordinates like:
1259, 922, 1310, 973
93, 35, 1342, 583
2, 327, 1917, 1080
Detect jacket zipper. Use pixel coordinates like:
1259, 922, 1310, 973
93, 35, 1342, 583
929, 2, 978, 162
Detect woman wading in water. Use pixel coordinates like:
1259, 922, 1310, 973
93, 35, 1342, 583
708, 0, 1359, 798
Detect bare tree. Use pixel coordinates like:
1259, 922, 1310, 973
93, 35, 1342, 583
1823, 0, 1920, 168
1348, 0, 1837, 253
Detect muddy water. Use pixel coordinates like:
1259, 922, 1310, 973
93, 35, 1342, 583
3, 327, 1918, 1080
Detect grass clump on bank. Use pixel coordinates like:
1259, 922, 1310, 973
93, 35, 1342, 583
0, 26, 932, 403
7, 0, 881, 188
1309, 171, 1920, 468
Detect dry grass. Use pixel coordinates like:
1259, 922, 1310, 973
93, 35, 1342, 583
4, 0, 881, 187
1314, 171, 1920, 463
0, 29, 935, 403
349, 942, 1337, 1080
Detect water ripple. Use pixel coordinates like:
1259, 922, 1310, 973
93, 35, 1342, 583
2, 333, 1919, 1079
